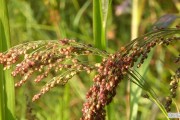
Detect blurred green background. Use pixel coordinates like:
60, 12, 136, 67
5, 0, 180, 119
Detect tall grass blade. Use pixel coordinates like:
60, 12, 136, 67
0, 0, 15, 119
130, 0, 145, 120
93, 0, 103, 49
0, 21, 5, 120
93, 0, 110, 50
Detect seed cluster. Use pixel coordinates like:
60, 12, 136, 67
0, 39, 105, 101
0, 42, 39, 70
165, 67, 180, 112
81, 48, 154, 119
81, 28, 180, 119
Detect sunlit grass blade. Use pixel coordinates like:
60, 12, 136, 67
93, 0, 103, 49
130, 0, 145, 119
0, 0, 15, 119
93, 0, 110, 50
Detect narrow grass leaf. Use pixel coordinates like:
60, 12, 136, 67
93, 0, 103, 49
0, 0, 15, 119
130, 0, 146, 120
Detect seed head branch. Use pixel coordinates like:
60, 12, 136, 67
0, 27, 179, 120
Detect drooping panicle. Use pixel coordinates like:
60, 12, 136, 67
81, 27, 180, 120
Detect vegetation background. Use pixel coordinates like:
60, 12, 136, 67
0, 0, 179, 120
